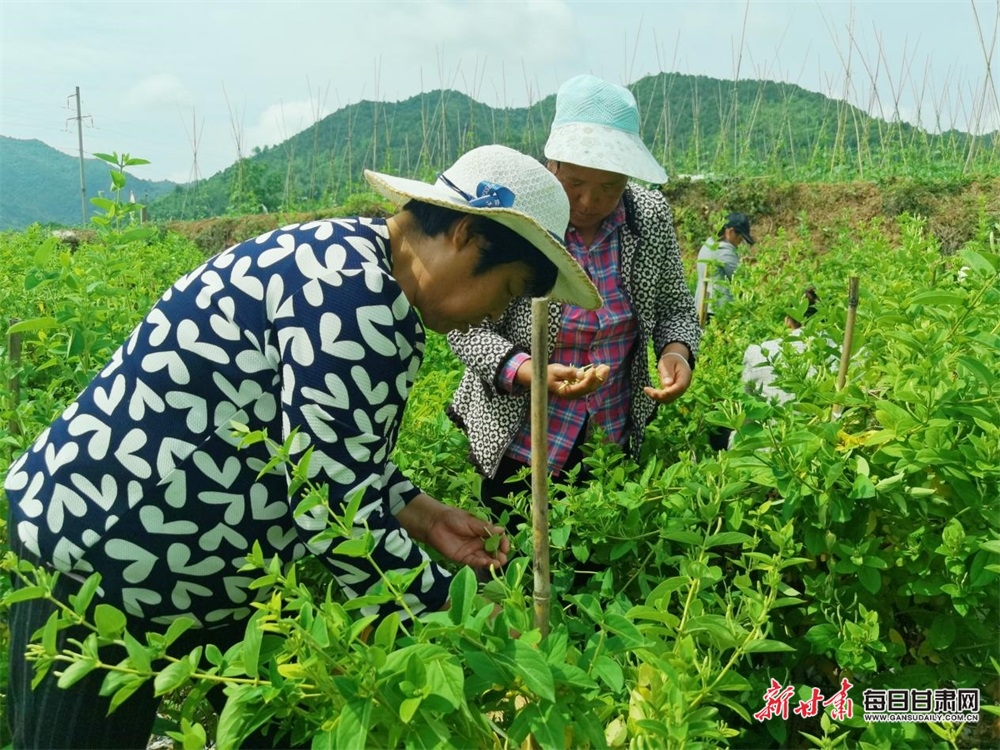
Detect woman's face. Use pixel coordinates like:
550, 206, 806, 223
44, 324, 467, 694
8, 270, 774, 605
549, 161, 628, 237
415, 232, 535, 334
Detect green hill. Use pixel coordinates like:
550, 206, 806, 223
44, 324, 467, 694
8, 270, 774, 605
7, 71, 992, 227
148, 71, 998, 222
0, 136, 177, 230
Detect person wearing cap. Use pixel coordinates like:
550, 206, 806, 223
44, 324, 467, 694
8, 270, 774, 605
448, 75, 701, 534
694, 212, 756, 324
3, 145, 599, 748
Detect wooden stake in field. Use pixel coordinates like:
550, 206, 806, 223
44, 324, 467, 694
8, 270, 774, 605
529, 298, 551, 637
698, 278, 709, 326
7, 319, 23, 463
832, 276, 860, 421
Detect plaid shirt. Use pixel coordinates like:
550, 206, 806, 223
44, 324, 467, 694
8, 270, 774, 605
499, 201, 637, 473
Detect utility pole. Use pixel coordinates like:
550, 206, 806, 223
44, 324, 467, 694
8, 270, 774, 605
66, 86, 92, 225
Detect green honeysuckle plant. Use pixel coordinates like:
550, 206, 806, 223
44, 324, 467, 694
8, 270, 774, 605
2, 423, 804, 749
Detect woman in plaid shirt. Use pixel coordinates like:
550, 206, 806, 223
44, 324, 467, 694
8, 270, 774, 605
448, 76, 701, 536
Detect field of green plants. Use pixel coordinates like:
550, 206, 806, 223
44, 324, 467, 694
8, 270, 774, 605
1, 167, 998, 749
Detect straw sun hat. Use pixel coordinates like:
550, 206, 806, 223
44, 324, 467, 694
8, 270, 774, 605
364, 145, 602, 310
544, 74, 668, 185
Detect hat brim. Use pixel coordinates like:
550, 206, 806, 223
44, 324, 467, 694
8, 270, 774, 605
364, 170, 602, 310
545, 122, 668, 184
739, 231, 756, 246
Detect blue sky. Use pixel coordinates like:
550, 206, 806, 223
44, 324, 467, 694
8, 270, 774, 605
1, 0, 997, 182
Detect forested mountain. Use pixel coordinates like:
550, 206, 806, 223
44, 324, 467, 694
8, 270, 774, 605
4, 71, 995, 228
0, 137, 176, 230
150, 71, 996, 221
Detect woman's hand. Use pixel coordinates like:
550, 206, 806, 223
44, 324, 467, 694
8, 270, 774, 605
644, 348, 693, 404
396, 494, 510, 570
515, 360, 612, 400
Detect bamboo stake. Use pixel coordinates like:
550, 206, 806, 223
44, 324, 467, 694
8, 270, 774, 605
832, 277, 860, 421
529, 298, 551, 637
7, 319, 22, 463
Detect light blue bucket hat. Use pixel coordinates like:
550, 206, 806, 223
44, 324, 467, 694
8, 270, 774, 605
544, 74, 668, 185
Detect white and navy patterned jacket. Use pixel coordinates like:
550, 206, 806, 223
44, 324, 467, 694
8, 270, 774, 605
448, 185, 701, 477
4, 218, 451, 627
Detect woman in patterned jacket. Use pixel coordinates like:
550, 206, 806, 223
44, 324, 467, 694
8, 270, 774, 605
449, 75, 701, 535
3, 145, 600, 748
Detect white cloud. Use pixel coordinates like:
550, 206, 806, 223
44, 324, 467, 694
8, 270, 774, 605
123, 74, 193, 110
244, 98, 332, 154
373, 0, 578, 104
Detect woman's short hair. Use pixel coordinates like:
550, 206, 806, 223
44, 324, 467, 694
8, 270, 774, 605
403, 199, 558, 296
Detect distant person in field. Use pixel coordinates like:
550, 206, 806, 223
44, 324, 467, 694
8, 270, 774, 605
710, 288, 823, 451
694, 211, 756, 324
741, 287, 823, 404
3, 145, 599, 749
448, 74, 701, 536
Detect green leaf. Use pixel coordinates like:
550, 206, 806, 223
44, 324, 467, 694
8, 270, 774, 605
661, 530, 704, 545
927, 616, 957, 650
373, 612, 400, 651
215, 686, 257, 750
93, 152, 118, 164
342, 486, 366, 529
69, 574, 101, 615
509, 642, 555, 702
705, 531, 753, 547
684, 615, 736, 648
89, 196, 116, 212
162, 617, 196, 647
603, 613, 645, 646
423, 658, 464, 709
463, 651, 509, 689
743, 638, 797, 653
484, 532, 502, 554
805, 623, 840, 653
448, 566, 476, 625
331, 537, 373, 558
405, 650, 427, 687
2, 586, 47, 604
120, 227, 157, 243
959, 247, 998, 274
41, 614, 59, 657
979, 539, 1000, 555
857, 565, 881, 594
108, 677, 145, 713
7, 317, 58, 334
526, 702, 568, 749
94, 603, 127, 638
154, 659, 194, 696
909, 290, 965, 307
926, 722, 952, 741
850, 474, 877, 500
399, 696, 421, 723
242, 612, 263, 677
56, 658, 97, 689
327, 698, 371, 750
591, 654, 624, 691
123, 631, 152, 673
958, 355, 995, 388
